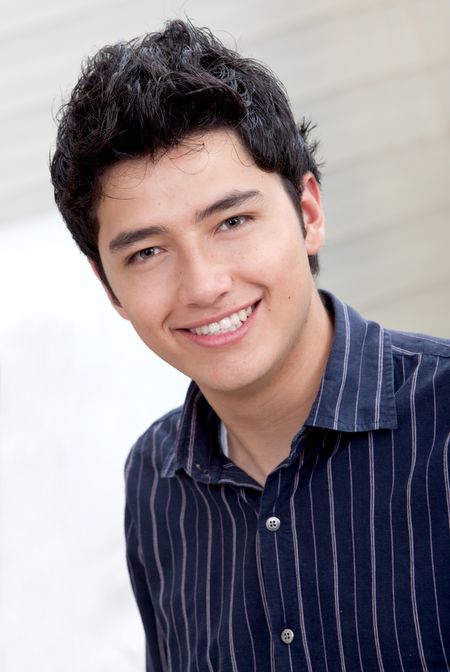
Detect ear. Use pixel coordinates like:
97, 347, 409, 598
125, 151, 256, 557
88, 259, 130, 321
300, 172, 325, 255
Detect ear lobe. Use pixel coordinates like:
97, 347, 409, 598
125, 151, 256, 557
305, 223, 325, 256
300, 172, 325, 255
88, 259, 130, 321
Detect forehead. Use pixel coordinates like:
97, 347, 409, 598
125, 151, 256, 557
99, 130, 256, 199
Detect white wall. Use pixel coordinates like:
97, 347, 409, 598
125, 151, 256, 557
0, 213, 189, 671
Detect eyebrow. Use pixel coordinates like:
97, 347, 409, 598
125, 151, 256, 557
109, 225, 166, 253
108, 189, 262, 253
194, 189, 262, 222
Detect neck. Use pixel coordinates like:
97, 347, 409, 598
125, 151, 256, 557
201, 289, 334, 485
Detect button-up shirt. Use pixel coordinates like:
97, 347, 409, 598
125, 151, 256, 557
124, 292, 450, 671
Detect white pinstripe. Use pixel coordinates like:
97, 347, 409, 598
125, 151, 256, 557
164, 483, 183, 668
255, 531, 276, 672
236, 493, 258, 672
425, 358, 450, 670
407, 355, 428, 671
308, 450, 330, 672
354, 323, 369, 428
192, 481, 215, 672
290, 452, 313, 672
327, 434, 346, 671
374, 328, 384, 428
148, 429, 173, 669
388, 430, 406, 672
220, 488, 239, 672
368, 431, 384, 671
177, 479, 192, 670
333, 301, 351, 429
348, 443, 364, 672
444, 434, 450, 536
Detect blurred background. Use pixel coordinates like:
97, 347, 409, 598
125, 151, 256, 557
1, 0, 449, 670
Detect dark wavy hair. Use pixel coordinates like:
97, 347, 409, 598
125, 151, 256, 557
50, 19, 321, 291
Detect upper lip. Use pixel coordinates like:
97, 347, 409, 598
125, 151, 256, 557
175, 300, 259, 331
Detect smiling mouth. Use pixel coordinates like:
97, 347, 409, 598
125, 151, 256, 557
188, 304, 256, 336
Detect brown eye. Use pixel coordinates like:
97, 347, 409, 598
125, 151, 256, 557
219, 215, 246, 230
128, 247, 162, 265
138, 248, 158, 259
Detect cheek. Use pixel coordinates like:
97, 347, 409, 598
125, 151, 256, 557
113, 283, 171, 337
108, 263, 174, 319
129, 316, 175, 362
245, 230, 306, 282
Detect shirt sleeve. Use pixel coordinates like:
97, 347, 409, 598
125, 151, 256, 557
125, 504, 168, 672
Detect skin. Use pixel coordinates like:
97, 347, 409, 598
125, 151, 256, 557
95, 130, 333, 484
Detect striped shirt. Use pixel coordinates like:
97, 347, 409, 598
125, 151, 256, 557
125, 291, 450, 672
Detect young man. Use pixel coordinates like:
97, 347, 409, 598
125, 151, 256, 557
51, 20, 450, 672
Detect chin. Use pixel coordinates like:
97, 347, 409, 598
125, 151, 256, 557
197, 366, 270, 397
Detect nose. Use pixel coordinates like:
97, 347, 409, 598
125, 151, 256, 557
177, 248, 232, 307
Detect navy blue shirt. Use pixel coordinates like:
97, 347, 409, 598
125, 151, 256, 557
125, 292, 450, 671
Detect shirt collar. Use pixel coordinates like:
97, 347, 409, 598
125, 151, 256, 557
161, 383, 227, 481
306, 291, 397, 432
162, 290, 398, 479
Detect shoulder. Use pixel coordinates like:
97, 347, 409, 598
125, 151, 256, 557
388, 329, 450, 421
124, 405, 183, 487
389, 329, 450, 386
389, 328, 450, 359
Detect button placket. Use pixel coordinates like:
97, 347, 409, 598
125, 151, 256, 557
259, 470, 300, 662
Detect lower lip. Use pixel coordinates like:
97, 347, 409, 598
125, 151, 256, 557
177, 303, 259, 348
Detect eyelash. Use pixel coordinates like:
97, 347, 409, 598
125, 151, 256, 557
217, 214, 249, 231
127, 246, 162, 265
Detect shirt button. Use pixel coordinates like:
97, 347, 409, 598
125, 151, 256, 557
281, 628, 294, 644
266, 516, 281, 532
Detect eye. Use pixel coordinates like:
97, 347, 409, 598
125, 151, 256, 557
128, 246, 162, 264
218, 215, 248, 231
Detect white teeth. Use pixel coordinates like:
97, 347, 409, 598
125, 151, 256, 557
219, 317, 232, 330
209, 322, 220, 334
189, 304, 255, 336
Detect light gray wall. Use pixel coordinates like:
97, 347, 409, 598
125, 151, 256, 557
1, 0, 449, 333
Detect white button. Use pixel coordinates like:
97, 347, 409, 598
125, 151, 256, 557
281, 628, 294, 644
266, 516, 281, 532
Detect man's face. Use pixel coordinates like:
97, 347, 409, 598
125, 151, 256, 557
96, 130, 325, 399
